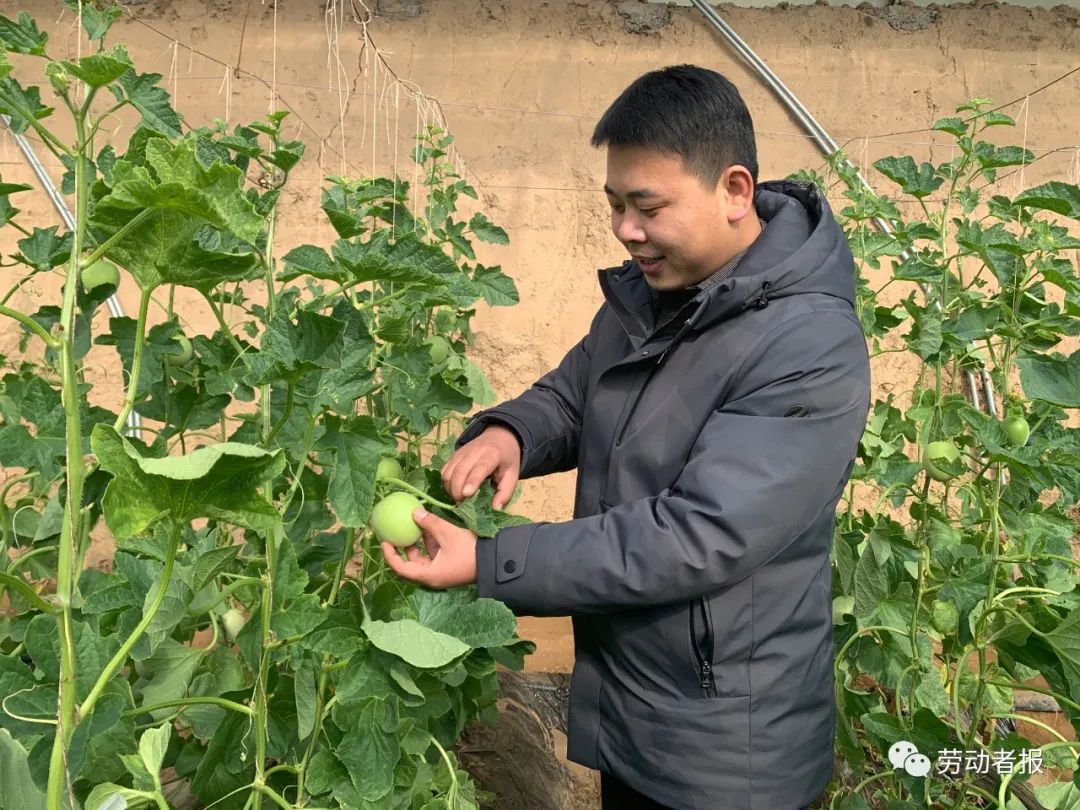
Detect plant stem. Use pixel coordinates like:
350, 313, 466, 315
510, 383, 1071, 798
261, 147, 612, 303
46, 105, 94, 810
202, 291, 248, 358
121, 696, 254, 719
0, 572, 58, 614
251, 567, 273, 810
265, 381, 295, 445
0, 304, 60, 347
113, 286, 154, 432
382, 477, 456, 511
297, 528, 356, 802
80, 522, 184, 718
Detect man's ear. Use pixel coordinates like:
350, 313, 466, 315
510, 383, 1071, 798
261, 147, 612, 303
722, 165, 756, 223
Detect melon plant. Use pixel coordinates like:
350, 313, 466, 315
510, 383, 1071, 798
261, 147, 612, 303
794, 101, 1080, 808
0, 7, 532, 810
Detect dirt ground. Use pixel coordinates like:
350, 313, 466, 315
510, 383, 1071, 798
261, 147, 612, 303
1, 0, 1078, 678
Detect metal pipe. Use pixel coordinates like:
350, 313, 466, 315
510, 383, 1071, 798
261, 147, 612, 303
688, 0, 995, 417
2, 115, 141, 432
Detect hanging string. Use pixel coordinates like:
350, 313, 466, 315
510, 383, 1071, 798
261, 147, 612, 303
218, 65, 232, 124
269, 0, 278, 114
1017, 95, 1031, 194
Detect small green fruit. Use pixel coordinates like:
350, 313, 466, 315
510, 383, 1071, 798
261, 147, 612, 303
930, 600, 959, 634
370, 492, 424, 548
922, 440, 961, 482
425, 335, 450, 364
166, 333, 193, 367
82, 259, 119, 291
1003, 415, 1030, 447
222, 608, 247, 642
376, 457, 403, 481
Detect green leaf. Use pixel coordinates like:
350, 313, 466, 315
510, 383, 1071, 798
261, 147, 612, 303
16, 226, 72, 272
273, 535, 308, 605
1045, 609, 1080, 696
467, 212, 509, 245
266, 139, 305, 173
329, 422, 393, 528
91, 137, 263, 291
854, 542, 891, 624
109, 69, 182, 137
0, 728, 45, 810
472, 264, 518, 307
1015, 182, 1080, 219
333, 231, 457, 287
336, 700, 400, 801
137, 723, 171, 789
362, 617, 470, 669
271, 593, 326, 640
0, 77, 53, 134
62, 45, 133, 88
972, 142, 1035, 171
0, 12, 48, 55
280, 244, 341, 282
873, 155, 944, 199
295, 658, 318, 743
243, 308, 345, 386
135, 639, 202, 719
335, 650, 397, 704
411, 588, 517, 648
931, 117, 966, 138
91, 424, 284, 538
85, 784, 147, 810
1017, 351, 1080, 407
63, 0, 122, 41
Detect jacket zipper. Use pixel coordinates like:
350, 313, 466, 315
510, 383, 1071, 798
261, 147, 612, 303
689, 596, 718, 697
612, 323, 687, 448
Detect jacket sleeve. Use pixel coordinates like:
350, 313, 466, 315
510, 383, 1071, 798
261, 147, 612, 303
475, 310, 871, 616
454, 305, 607, 479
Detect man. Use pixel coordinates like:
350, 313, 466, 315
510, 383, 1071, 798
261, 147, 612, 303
382, 65, 871, 810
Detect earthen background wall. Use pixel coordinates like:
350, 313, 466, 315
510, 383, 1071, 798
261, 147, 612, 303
1, 0, 1077, 672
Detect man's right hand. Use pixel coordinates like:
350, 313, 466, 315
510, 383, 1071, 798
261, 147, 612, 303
441, 424, 522, 509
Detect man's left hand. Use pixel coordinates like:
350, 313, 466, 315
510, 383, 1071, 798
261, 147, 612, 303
381, 508, 478, 589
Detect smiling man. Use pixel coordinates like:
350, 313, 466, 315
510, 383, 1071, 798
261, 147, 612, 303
382, 65, 871, 810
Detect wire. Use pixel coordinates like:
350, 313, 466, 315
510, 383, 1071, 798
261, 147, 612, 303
861, 63, 1080, 139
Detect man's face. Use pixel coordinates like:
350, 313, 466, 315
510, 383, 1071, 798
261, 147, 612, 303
604, 145, 751, 291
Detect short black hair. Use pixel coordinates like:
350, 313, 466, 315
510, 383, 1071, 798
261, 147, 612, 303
590, 64, 758, 187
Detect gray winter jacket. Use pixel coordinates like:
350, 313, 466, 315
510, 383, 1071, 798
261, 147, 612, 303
457, 181, 871, 810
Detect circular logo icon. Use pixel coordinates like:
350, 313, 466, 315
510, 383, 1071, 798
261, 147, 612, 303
903, 753, 931, 778
888, 740, 918, 770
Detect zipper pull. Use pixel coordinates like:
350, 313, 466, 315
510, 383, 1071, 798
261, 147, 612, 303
700, 661, 714, 691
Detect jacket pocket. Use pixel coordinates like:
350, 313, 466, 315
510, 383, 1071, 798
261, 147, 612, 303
689, 596, 718, 698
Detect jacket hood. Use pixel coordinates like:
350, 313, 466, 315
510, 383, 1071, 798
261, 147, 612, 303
598, 180, 857, 336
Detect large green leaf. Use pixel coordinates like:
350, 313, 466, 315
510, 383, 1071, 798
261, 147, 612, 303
108, 68, 182, 137
333, 231, 456, 287
411, 588, 516, 648
328, 419, 394, 528
1017, 351, 1080, 407
243, 309, 345, 386
91, 424, 284, 538
61, 45, 133, 88
335, 700, 400, 802
0, 77, 52, 134
0, 728, 45, 810
90, 137, 262, 291
361, 617, 470, 669
1015, 181, 1080, 219
873, 155, 944, 199
0, 12, 48, 55
1045, 609, 1080, 701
